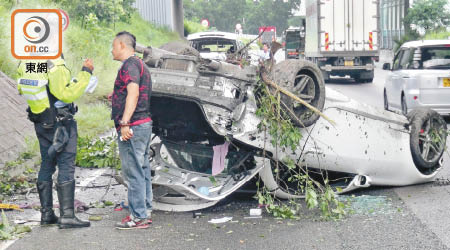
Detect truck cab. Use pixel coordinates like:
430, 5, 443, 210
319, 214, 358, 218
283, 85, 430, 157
284, 26, 306, 59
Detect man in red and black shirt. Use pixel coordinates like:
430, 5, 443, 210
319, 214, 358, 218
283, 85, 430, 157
110, 31, 153, 229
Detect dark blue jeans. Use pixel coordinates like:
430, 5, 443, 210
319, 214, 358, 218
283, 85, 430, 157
35, 119, 77, 183
118, 122, 152, 219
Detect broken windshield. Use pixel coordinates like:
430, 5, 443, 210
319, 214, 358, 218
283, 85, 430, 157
159, 140, 254, 176
191, 38, 236, 53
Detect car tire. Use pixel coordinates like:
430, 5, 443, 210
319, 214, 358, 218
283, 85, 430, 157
383, 90, 389, 111
401, 95, 408, 116
409, 108, 447, 173
269, 59, 326, 128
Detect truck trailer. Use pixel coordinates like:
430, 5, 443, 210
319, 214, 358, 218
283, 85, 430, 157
305, 0, 379, 82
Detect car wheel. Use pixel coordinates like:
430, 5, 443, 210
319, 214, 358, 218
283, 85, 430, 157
269, 60, 326, 128
409, 108, 447, 173
401, 95, 408, 116
383, 90, 389, 111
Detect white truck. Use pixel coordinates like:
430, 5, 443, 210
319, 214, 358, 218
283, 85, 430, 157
305, 0, 379, 82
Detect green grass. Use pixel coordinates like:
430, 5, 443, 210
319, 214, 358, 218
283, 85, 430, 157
0, 4, 17, 77
75, 102, 114, 137
0, 1, 180, 136
184, 19, 207, 35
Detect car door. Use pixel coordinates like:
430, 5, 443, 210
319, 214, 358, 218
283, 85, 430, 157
387, 49, 404, 108
395, 49, 414, 108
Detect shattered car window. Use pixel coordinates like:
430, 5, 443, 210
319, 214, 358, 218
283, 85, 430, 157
191, 38, 236, 53
159, 141, 254, 176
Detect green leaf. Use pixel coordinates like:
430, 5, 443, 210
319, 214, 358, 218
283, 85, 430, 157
1, 210, 10, 229
14, 225, 31, 234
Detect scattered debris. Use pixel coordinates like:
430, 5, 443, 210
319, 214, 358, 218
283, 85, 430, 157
344, 195, 395, 215
193, 212, 202, 218
19, 202, 43, 210
208, 217, 233, 224
88, 216, 103, 221
0, 203, 23, 211
249, 208, 262, 216
13, 219, 26, 224
244, 216, 262, 219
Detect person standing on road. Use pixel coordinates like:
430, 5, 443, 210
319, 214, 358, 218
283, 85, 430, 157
260, 43, 271, 61
16, 56, 94, 229
110, 31, 153, 230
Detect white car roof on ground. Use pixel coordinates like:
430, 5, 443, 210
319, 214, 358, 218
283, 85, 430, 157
187, 31, 238, 41
401, 40, 450, 48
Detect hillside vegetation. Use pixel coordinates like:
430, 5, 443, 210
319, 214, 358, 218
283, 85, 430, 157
0, 0, 180, 136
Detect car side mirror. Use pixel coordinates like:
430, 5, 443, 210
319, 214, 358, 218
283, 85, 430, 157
382, 63, 391, 70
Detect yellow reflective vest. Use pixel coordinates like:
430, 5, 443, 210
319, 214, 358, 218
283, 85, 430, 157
16, 58, 92, 114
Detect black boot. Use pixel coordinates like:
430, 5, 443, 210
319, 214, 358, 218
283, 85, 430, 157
37, 181, 59, 225
57, 180, 90, 229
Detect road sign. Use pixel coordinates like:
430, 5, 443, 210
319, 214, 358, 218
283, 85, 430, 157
59, 9, 69, 31
201, 19, 209, 28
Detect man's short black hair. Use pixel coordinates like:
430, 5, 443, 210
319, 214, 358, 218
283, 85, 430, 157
115, 31, 136, 50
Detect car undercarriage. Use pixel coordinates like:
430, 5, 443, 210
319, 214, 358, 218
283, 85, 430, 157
135, 42, 447, 211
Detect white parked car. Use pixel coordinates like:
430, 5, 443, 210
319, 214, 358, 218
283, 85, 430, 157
187, 31, 246, 61
383, 40, 450, 115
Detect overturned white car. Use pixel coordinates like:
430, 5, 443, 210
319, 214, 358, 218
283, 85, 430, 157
137, 42, 447, 211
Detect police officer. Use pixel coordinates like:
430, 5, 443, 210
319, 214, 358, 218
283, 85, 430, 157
17, 57, 94, 229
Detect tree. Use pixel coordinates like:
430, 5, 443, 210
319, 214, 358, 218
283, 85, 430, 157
53, 0, 136, 26
244, 0, 300, 34
183, 0, 301, 34
404, 0, 450, 32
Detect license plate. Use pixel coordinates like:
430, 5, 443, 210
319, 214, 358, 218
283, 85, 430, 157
344, 60, 354, 66
444, 78, 450, 87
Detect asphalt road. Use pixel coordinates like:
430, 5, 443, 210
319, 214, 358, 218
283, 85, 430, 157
329, 66, 450, 250
3, 63, 450, 250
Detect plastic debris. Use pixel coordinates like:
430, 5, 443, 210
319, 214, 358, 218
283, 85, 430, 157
13, 219, 27, 224
244, 216, 262, 219
198, 187, 209, 196
0, 203, 23, 211
208, 216, 233, 224
249, 208, 262, 216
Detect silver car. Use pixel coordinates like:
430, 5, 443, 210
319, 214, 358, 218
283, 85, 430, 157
135, 42, 448, 211
187, 31, 246, 61
383, 40, 450, 115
